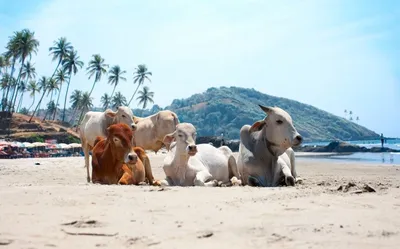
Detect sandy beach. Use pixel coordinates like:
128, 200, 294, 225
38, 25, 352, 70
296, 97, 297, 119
1, 153, 400, 249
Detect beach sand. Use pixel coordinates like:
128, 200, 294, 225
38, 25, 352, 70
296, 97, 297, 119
1, 153, 400, 249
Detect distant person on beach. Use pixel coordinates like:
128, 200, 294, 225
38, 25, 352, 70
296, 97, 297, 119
380, 133, 384, 148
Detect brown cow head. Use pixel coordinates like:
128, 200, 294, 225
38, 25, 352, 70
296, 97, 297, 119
106, 123, 137, 164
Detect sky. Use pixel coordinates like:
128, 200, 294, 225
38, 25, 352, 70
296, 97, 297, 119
0, 0, 399, 137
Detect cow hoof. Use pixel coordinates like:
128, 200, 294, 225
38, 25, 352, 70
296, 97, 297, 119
285, 176, 295, 186
295, 177, 303, 184
230, 177, 242, 186
152, 180, 162, 186
87, 177, 91, 183
138, 181, 147, 185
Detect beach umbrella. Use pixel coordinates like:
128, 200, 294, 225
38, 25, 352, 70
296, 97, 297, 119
69, 143, 82, 148
22, 142, 34, 148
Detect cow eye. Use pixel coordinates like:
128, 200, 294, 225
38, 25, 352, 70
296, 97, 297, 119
276, 120, 283, 124
122, 115, 126, 118
178, 134, 183, 137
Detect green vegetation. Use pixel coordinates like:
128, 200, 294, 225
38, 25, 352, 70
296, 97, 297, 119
1, 29, 153, 127
134, 87, 378, 142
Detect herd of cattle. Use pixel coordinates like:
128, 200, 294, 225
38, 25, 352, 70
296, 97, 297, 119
78, 104, 303, 187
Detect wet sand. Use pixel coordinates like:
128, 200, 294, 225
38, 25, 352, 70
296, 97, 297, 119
1, 153, 400, 249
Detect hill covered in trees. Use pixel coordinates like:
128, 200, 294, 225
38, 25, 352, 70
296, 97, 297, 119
136, 87, 378, 142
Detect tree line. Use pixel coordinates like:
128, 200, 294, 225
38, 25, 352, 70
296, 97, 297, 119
0, 29, 154, 125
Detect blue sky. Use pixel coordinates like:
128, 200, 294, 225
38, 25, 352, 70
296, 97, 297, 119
0, 0, 399, 137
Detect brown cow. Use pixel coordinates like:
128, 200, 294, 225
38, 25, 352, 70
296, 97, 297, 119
91, 123, 159, 185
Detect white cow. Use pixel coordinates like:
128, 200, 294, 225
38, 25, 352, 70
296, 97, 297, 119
132, 110, 179, 152
78, 106, 137, 183
161, 123, 241, 187
237, 105, 303, 187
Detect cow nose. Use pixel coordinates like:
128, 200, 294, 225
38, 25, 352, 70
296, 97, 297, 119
188, 145, 197, 151
295, 135, 303, 144
128, 154, 137, 161
131, 123, 137, 130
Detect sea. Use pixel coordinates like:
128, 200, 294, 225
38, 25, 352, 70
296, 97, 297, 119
298, 139, 400, 165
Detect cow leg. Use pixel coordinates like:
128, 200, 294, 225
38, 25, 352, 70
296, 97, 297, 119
118, 172, 134, 185
281, 163, 295, 187
160, 176, 174, 187
227, 155, 242, 186
194, 171, 217, 187
82, 142, 91, 183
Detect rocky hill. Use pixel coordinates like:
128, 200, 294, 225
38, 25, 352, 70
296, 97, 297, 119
137, 87, 378, 142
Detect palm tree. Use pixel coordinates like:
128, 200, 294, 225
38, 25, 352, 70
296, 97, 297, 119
14, 61, 36, 111
42, 100, 57, 122
61, 50, 83, 122
107, 65, 126, 108
27, 80, 40, 112
1, 74, 11, 110
46, 78, 59, 104
344, 109, 347, 119
48, 37, 73, 79
86, 54, 108, 98
349, 110, 353, 120
29, 76, 48, 122
356, 116, 359, 123
77, 92, 93, 124
69, 89, 83, 124
53, 69, 68, 120
10, 29, 39, 112
19, 107, 29, 115
111, 91, 127, 108
4, 31, 22, 105
136, 86, 154, 109
16, 81, 26, 112
128, 64, 152, 106
100, 93, 112, 110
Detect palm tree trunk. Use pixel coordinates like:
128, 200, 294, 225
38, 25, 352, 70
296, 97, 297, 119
69, 108, 78, 124
62, 77, 71, 122
78, 109, 86, 125
88, 79, 97, 98
29, 90, 47, 123
17, 92, 24, 112
127, 83, 141, 106
50, 59, 61, 80
11, 58, 26, 112
27, 95, 35, 113
53, 82, 63, 120
108, 85, 117, 109
5, 58, 16, 108
42, 110, 48, 122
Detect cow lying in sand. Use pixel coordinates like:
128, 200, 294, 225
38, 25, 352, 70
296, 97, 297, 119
91, 123, 159, 185
237, 105, 303, 187
79, 106, 137, 183
132, 110, 179, 153
160, 123, 241, 187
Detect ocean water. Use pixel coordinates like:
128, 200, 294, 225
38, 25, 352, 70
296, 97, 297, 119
302, 139, 400, 150
299, 139, 400, 165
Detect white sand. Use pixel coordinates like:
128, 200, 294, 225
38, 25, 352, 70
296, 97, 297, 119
1, 153, 400, 249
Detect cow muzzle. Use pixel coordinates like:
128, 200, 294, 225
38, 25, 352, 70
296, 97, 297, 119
125, 151, 138, 164
186, 144, 198, 156
292, 134, 303, 147
131, 123, 137, 131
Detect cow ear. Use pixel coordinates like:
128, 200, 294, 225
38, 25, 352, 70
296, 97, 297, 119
105, 109, 117, 118
162, 132, 176, 151
249, 120, 265, 133
258, 105, 273, 114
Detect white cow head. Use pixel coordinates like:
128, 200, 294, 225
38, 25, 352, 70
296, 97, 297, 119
105, 106, 137, 131
162, 123, 198, 156
249, 105, 302, 155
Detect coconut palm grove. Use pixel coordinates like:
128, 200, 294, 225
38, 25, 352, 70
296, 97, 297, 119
0, 29, 153, 126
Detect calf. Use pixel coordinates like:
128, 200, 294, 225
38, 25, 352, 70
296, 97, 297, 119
91, 123, 154, 185
161, 123, 241, 187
